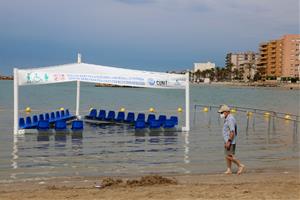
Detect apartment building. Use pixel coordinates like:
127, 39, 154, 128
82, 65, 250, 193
226, 51, 259, 80
281, 34, 300, 78
258, 34, 300, 80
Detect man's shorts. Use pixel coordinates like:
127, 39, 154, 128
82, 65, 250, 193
224, 144, 236, 156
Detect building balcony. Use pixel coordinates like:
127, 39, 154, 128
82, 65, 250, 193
260, 46, 267, 50
259, 61, 267, 65
260, 42, 268, 47
257, 62, 265, 65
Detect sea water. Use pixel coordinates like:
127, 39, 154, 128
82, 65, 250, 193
0, 80, 299, 181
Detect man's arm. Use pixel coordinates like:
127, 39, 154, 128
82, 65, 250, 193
228, 131, 234, 141
225, 131, 235, 149
227, 118, 236, 143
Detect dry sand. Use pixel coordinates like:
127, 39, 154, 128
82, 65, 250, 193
0, 171, 299, 200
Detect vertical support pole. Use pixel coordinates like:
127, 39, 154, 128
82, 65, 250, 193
76, 81, 80, 117
13, 68, 19, 135
75, 53, 81, 117
183, 72, 190, 131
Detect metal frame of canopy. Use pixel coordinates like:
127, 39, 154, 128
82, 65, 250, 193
13, 54, 190, 135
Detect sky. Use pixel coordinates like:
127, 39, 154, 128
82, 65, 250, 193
0, 0, 299, 74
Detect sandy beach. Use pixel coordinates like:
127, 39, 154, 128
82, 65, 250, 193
0, 171, 299, 200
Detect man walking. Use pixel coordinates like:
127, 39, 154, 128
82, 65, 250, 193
218, 105, 245, 175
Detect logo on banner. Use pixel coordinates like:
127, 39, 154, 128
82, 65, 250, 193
26, 72, 49, 83
148, 78, 156, 86
53, 74, 66, 81
156, 80, 168, 86
147, 78, 168, 87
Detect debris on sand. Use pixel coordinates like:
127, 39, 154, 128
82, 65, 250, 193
126, 175, 177, 187
100, 178, 123, 188
98, 175, 177, 189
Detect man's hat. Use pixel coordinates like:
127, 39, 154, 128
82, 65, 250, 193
218, 104, 230, 113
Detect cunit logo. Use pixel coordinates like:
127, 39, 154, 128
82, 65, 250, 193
156, 80, 168, 86
148, 78, 156, 86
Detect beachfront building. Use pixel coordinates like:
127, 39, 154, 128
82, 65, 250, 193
257, 34, 300, 81
193, 62, 215, 72
192, 62, 215, 83
225, 52, 259, 81
281, 34, 300, 79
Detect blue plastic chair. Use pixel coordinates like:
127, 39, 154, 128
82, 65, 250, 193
25, 116, 32, 128
19, 118, 26, 129
65, 109, 72, 120
105, 111, 115, 121
170, 116, 178, 125
115, 112, 125, 122
61, 110, 65, 119
56, 111, 61, 120
135, 121, 146, 129
125, 112, 135, 123
86, 109, 97, 119
50, 112, 56, 123
37, 120, 50, 130
158, 115, 167, 126
32, 115, 39, 126
96, 110, 106, 120
45, 113, 50, 121
55, 120, 67, 130
39, 114, 44, 121
71, 120, 84, 130
65, 109, 70, 117
136, 113, 145, 122
149, 120, 161, 129
163, 119, 175, 128
147, 114, 156, 124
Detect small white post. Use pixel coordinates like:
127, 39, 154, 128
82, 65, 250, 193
77, 53, 82, 64
183, 72, 190, 131
13, 68, 19, 135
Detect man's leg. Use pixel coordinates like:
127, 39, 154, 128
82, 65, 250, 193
231, 156, 245, 175
224, 155, 232, 174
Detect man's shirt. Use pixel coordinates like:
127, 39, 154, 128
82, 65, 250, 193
223, 114, 237, 144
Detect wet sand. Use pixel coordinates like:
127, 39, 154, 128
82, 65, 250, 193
0, 171, 299, 200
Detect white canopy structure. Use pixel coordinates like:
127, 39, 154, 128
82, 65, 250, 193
13, 54, 190, 135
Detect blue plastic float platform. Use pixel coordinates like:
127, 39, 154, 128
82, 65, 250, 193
19, 108, 181, 134
84, 108, 180, 132
19, 109, 83, 134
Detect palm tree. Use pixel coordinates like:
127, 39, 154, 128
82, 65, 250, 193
215, 67, 221, 81
208, 69, 215, 81
243, 61, 255, 82
194, 70, 201, 83
226, 62, 234, 81
233, 68, 239, 80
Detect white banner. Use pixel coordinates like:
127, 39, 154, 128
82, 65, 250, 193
17, 63, 187, 89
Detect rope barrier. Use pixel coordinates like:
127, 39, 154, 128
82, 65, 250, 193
194, 104, 300, 123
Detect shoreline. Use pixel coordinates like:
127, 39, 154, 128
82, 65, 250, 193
0, 171, 299, 199
1, 79, 299, 89
193, 81, 300, 89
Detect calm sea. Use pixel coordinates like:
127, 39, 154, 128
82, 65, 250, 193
0, 80, 299, 181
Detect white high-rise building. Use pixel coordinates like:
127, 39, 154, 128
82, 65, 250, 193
193, 62, 215, 72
